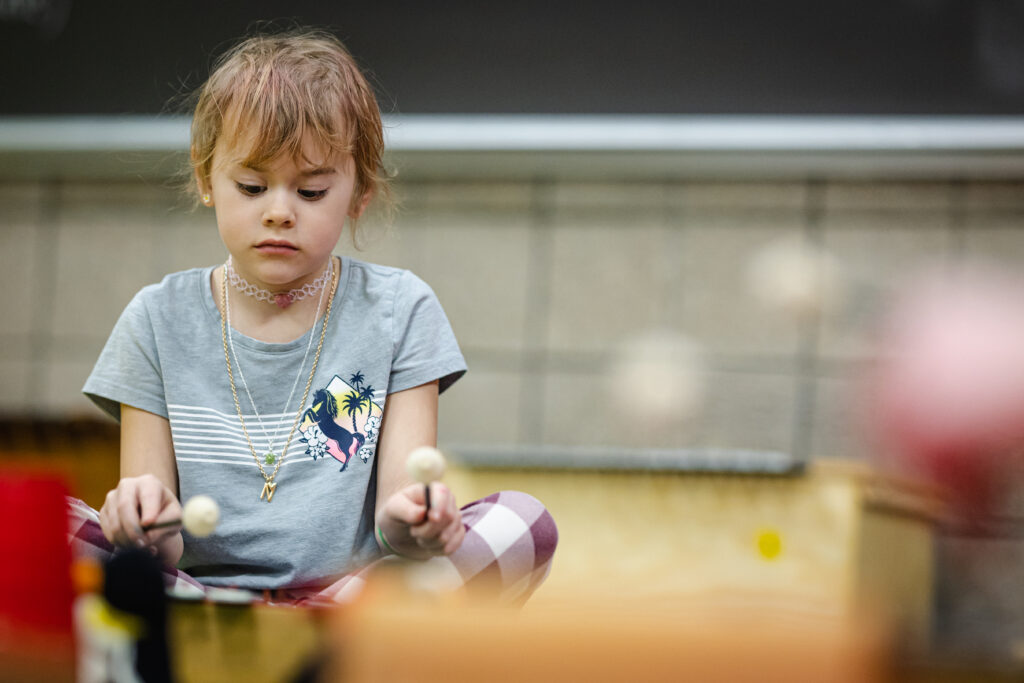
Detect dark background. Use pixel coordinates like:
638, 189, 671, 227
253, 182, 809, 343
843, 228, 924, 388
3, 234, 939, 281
3, 0, 1024, 115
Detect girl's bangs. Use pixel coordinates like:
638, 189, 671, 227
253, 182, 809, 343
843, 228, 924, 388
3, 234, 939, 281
223, 78, 355, 168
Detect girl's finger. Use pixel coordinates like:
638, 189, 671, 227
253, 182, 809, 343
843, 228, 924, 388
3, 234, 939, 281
386, 490, 427, 526
403, 482, 428, 505
115, 489, 145, 547
414, 534, 444, 551
141, 504, 182, 544
431, 482, 454, 514
414, 510, 450, 540
409, 518, 440, 541
437, 518, 457, 546
137, 482, 167, 527
443, 523, 465, 555
107, 509, 133, 548
144, 525, 181, 546
444, 508, 463, 539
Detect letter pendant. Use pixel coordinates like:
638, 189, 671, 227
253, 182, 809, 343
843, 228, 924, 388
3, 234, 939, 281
260, 480, 277, 502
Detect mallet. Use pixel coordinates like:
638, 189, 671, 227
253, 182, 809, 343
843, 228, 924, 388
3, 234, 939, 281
142, 494, 220, 538
406, 446, 447, 513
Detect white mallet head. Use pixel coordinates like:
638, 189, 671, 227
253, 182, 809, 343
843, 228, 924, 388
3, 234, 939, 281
181, 494, 220, 537
406, 446, 447, 484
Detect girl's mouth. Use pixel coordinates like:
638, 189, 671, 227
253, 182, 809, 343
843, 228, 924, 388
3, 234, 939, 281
256, 240, 298, 254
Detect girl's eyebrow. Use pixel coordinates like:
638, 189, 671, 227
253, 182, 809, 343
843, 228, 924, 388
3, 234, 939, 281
300, 166, 337, 177
233, 162, 335, 176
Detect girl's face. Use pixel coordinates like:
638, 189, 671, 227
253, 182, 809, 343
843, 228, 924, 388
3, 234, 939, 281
200, 133, 368, 291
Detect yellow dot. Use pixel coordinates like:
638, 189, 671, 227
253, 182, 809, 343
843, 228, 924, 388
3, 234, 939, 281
757, 530, 782, 560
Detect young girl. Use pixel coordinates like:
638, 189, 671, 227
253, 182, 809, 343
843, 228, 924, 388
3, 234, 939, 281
71, 29, 556, 604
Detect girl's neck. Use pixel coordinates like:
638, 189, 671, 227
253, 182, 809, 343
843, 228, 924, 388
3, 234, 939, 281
212, 257, 337, 344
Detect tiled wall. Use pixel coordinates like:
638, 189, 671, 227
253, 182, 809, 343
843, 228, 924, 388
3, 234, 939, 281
3, 177, 1024, 463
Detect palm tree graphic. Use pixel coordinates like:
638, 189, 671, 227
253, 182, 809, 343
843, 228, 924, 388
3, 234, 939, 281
359, 384, 375, 412
341, 391, 365, 432
341, 372, 376, 432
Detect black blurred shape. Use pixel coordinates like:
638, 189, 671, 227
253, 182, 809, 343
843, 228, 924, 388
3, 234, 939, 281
103, 549, 173, 683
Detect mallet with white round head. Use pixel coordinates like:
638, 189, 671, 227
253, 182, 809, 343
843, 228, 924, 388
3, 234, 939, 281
143, 494, 220, 538
406, 446, 447, 513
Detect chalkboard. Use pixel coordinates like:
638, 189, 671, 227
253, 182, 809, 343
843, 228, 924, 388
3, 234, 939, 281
2, 0, 1024, 115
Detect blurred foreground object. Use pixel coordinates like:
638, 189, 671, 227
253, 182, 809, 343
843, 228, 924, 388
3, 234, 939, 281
0, 417, 119, 509
0, 471, 76, 682
103, 549, 173, 683
867, 266, 1024, 518
323, 579, 890, 683
160, 456, 947, 681
75, 556, 144, 683
165, 598, 321, 683
447, 453, 940, 653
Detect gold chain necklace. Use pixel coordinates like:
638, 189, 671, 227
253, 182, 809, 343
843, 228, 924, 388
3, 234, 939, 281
220, 258, 338, 502
225, 258, 329, 462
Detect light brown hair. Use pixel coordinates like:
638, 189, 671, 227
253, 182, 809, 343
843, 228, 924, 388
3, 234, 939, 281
190, 28, 389, 235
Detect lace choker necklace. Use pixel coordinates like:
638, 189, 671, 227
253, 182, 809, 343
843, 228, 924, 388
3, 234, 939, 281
224, 256, 333, 309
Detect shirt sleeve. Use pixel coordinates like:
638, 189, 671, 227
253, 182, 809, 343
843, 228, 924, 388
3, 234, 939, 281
388, 270, 467, 395
82, 288, 168, 421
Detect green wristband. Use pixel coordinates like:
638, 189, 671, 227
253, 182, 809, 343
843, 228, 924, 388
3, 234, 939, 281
376, 524, 402, 556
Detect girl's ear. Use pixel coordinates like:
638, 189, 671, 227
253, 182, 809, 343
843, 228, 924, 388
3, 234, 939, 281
194, 169, 213, 207
348, 189, 373, 220
192, 151, 214, 206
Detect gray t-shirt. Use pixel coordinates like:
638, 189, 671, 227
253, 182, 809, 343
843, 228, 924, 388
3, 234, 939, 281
83, 257, 466, 589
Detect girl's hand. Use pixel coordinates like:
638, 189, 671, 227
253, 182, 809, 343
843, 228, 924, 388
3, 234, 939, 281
379, 482, 465, 557
99, 474, 183, 550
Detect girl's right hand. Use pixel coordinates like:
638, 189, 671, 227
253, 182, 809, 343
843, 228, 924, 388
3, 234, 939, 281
99, 474, 183, 550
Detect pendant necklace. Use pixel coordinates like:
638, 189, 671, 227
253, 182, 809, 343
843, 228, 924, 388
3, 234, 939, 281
220, 258, 338, 502
226, 258, 329, 469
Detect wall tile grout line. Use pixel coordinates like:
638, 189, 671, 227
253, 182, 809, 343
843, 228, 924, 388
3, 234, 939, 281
463, 346, 847, 376
27, 178, 62, 412
789, 178, 826, 461
664, 180, 688, 331
518, 178, 556, 445
948, 179, 968, 267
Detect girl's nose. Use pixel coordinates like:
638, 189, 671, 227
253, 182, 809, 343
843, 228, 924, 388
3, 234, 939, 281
262, 195, 295, 228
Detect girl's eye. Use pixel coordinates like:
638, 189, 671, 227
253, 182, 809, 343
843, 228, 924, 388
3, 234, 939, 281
236, 183, 265, 196
298, 189, 328, 200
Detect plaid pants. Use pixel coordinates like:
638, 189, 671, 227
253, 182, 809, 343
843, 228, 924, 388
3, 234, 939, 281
67, 491, 557, 606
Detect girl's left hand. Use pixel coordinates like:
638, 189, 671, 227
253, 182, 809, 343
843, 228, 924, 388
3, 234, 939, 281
379, 482, 465, 557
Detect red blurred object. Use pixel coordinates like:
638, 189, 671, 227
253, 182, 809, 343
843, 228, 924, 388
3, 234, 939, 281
868, 269, 1024, 517
0, 470, 76, 680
